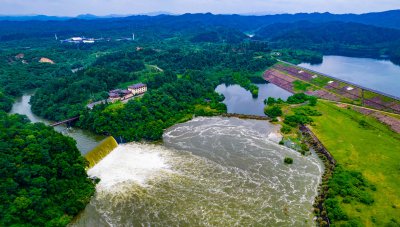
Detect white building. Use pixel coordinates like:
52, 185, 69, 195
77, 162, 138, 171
128, 83, 147, 95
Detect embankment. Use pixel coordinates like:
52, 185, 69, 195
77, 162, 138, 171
85, 136, 119, 168
220, 113, 270, 120
300, 125, 336, 226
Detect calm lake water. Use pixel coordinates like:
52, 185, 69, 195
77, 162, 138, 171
299, 56, 400, 97
215, 83, 292, 116
73, 117, 323, 226
10, 93, 105, 154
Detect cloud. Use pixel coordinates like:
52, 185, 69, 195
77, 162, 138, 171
0, 0, 399, 16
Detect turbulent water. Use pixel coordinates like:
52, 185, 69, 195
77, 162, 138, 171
73, 117, 323, 226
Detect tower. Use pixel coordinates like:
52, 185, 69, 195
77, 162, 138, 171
132, 33, 135, 41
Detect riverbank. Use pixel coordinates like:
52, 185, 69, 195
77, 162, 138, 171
300, 125, 336, 226
10, 92, 105, 154
307, 101, 400, 226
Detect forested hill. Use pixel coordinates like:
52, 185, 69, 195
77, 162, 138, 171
1, 10, 400, 41
253, 21, 400, 61
0, 112, 95, 226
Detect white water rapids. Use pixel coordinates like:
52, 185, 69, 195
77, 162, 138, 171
73, 117, 323, 226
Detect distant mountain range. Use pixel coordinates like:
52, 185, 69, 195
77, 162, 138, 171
0, 10, 399, 30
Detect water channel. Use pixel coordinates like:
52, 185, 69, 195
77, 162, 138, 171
10, 92, 105, 154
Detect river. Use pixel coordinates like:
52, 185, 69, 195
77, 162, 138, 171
10, 92, 105, 154
299, 55, 400, 97
73, 117, 323, 226
215, 83, 292, 116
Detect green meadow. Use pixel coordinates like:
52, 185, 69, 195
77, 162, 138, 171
310, 101, 400, 226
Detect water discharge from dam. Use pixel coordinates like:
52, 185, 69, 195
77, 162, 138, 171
73, 117, 323, 226
85, 136, 119, 168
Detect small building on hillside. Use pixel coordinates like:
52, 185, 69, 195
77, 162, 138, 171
128, 83, 147, 95
109, 91, 121, 102
108, 83, 147, 103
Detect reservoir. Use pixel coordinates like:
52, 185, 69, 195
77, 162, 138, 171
299, 56, 400, 97
10, 92, 105, 154
215, 83, 292, 116
73, 117, 323, 226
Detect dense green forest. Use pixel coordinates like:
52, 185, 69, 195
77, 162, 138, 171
2, 11, 400, 226
254, 21, 400, 64
0, 111, 95, 226
30, 42, 276, 140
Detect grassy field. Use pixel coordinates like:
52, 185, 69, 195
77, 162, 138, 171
310, 101, 400, 226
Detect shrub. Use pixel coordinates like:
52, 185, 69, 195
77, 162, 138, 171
309, 96, 318, 106
284, 114, 313, 127
284, 157, 293, 164
300, 143, 309, 152
286, 93, 318, 105
265, 97, 276, 105
264, 105, 283, 118
325, 198, 348, 221
293, 106, 322, 116
359, 119, 369, 128
281, 124, 292, 134
286, 93, 309, 104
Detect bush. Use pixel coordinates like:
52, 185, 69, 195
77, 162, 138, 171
265, 97, 276, 105
359, 119, 369, 128
325, 198, 348, 221
284, 114, 313, 127
286, 93, 317, 105
309, 96, 318, 106
281, 124, 292, 134
300, 143, 309, 152
264, 105, 283, 118
284, 157, 293, 164
293, 106, 322, 116
286, 93, 309, 104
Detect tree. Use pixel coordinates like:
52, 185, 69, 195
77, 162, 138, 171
0, 112, 95, 226
264, 105, 283, 118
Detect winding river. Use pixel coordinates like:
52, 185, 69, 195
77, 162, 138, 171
10, 92, 105, 154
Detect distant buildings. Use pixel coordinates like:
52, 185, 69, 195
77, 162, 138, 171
109, 89, 133, 102
60, 34, 135, 44
108, 83, 147, 102
61, 37, 96, 44
128, 83, 147, 95
87, 83, 147, 109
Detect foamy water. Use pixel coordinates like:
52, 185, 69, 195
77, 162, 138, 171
73, 117, 323, 227
88, 144, 171, 191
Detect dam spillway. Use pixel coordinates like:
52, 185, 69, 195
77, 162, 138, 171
84, 136, 119, 168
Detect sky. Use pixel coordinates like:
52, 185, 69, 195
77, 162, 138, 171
1, 0, 400, 16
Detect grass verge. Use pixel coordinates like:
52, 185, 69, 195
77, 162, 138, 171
310, 101, 400, 226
